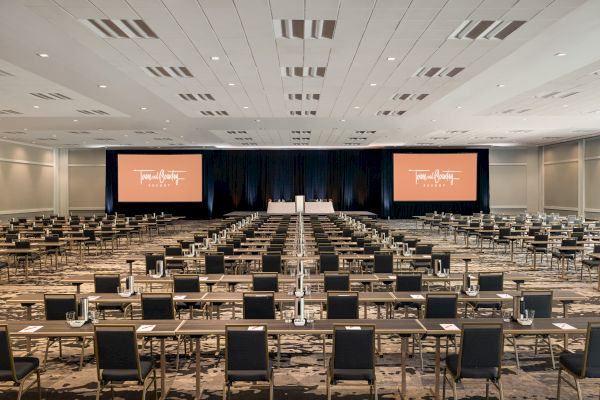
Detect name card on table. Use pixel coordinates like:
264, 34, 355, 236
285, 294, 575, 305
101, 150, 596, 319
410, 294, 425, 299
173, 295, 186, 300
248, 326, 264, 331
137, 325, 156, 332
345, 326, 362, 330
553, 323, 577, 330
440, 324, 459, 331
388, 276, 396, 279
497, 294, 513, 299
20, 326, 43, 333
198, 277, 209, 281
87, 296, 100, 301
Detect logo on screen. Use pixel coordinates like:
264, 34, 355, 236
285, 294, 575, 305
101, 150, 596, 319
408, 169, 462, 187
133, 169, 186, 188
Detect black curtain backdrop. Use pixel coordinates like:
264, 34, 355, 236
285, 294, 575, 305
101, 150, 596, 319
106, 148, 489, 219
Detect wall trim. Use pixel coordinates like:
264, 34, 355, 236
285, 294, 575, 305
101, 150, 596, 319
0, 138, 53, 150
544, 206, 578, 211
490, 205, 528, 209
489, 162, 527, 166
584, 208, 600, 213
584, 155, 600, 161
0, 208, 54, 215
543, 159, 578, 165
68, 164, 106, 167
69, 206, 105, 211
0, 157, 54, 167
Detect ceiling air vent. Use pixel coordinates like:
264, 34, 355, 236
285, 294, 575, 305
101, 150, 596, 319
343, 143, 361, 146
289, 110, 317, 116
447, 130, 469, 134
0, 69, 14, 77
392, 93, 429, 101
94, 138, 116, 141
145, 66, 193, 78
274, 20, 336, 39
413, 66, 464, 78
0, 110, 22, 115
37, 138, 57, 141
535, 91, 579, 99
77, 109, 110, 115
226, 130, 248, 134
153, 138, 173, 141
376, 110, 405, 116
281, 67, 326, 78
179, 93, 215, 101
3, 131, 26, 134
134, 131, 158, 135
200, 111, 229, 116
288, 93, 320, 100
80, 19, 158, 39
355, 130, 376, 134
69, 131, 91, 134
449, 20, 526, 40
430, 137, 449, 140
487, 136, 507, 140
30, 92, 72, 100
291, 130, 311, 134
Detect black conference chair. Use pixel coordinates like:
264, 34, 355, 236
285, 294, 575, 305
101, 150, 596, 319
93, 325, 157, 400
327, 325, 376, 400
83, 229, 101, 255
324, 273, 350, 292
261, 254, 282, 273
205, 253, 225, 275
43, 294, 86, 369
327, 292, 359, 320
94, 274, 131, 319
525, 234, 550, 265
557, 321, 600, 399
493, 228, 512, 253
224, 325, 274, 400
394, 274, 423, 318
252, 273, 279, 292
582, 244, 600, 281
14, 241, 42, 271
511, 290, 555, 369
420, 293, 459, 370
164, 246, 187, 273
467, 272, 504, 317
173, 274, 205, 319
145, 253, 165, 275
373, 253, 393, 274
443, 323, 505, 400
140, 293, 175, 320
320, 254, 340, 273
409, 244, 433, 270
243, 292, 276, 320
550, 239, 577, 271
0, 325, 41, 400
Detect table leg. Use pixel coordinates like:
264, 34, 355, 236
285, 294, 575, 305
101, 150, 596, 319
25, 256, 29, 280
400, 336, 407, 398
195, 337, 202, 399
434, 336, 441, 399
464, 260, 469, 274
25, 305, 32, 354
78, 242, 83, 265
511, 240, 515, 262
533, 252, 536, 270
160, 338, 167, 399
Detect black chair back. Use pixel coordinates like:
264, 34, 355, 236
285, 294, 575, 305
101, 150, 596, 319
145, 253, 165, 274
83, 229, 96, 241
94, 274, 120, 293
0, 325, 16, 381
431, 252, 450, 271
225, 325, 268, 377
332, 324, 375, 374
425, 294, 458, 318
373, 253, 393, 273
141, 294, 175, 320
522, 290, 553, 318
173, 275, 201, 293
205, 254, 225, 274
252, 273, 278, 292
165, 246, 182, 256
261, 254, 282, 273
327, 292, 359, 319
498, 228, 511, 239
478, 273, 504, 291
320, 253, 339, 273
94, 325, 141, 381
457, 323, 503, 379
217, 245, 234, 255
44, 294, 77, 320
396, 274, 423, 292
324, 273, 350, 292
415, 244, 433, 255
243, 293, 275, 319
583, 322, 600, 378
15, 241, 31, 249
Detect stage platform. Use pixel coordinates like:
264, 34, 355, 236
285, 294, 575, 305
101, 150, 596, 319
224, 210, 378, 217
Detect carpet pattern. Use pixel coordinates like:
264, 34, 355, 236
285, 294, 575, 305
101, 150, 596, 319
0, 219, 598, 399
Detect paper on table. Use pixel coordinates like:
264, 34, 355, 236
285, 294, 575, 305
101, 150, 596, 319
87, 296, 100, 301
410, 294, 425, 299
497, 294, 513, 299
198, 277, 209, 281
553, 323, 577, 330
19, 326, 43, 333
173, 295, 186, 300
137, 325, 156, 332
388, 275, 396, 279
440, 324, 459, 331
345, 326, 362, 330
248, 326, 264, 331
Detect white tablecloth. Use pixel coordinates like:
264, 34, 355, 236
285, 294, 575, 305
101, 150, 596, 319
266, 201, 335, 214
266, 202, 296, 214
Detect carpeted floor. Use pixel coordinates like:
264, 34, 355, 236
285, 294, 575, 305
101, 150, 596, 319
0, 219, 598, 399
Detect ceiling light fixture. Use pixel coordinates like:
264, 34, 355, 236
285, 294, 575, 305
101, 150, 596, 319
386, 57, 396, 61
73, 119, 78, 122
369, 83, 377, 86
496, 84, 505, 88
456, 106, 462, 109
33, 105, 40, 109
140, 107, 148, 110
554, 52, 567, 57
340, 119, 346, 122
97, 84, 107, 89
37, 53, 49, 58
353, 106, 360, 109
165, 119, 170, 123
255, 119, 261, 122
431, 119, 436, 122
243, 106, 249, 109
227, 82, 236, 86
211, 56, 220, 61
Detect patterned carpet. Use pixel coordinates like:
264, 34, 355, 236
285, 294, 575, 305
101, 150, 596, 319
0, 219, 598, 399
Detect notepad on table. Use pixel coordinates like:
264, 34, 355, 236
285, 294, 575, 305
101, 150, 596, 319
345, 326, 362, 330
173, 295, 186, 300
497, 294, 513, 299
87, 296, 100, 301
553, 323, 577, 330
198, 277, 209, 281
19, 326, 43, 333
410, 294, 425, 299
440, 324, 459, 331
248, 326, 264, 331
137, 325, 156, 332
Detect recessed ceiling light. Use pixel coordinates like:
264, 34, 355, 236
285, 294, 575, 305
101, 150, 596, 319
98, 128, 103, 131
243, 106, 249, 109
97, 84, 107, 89
496, 84, 505, 88
369, 83, 377, 87
33, 105, 40, 109
140, 107, 147, 110
37, 53, 49, 58
124, 134, 128, 137
255, 119, 261, 122
73, 119, 78, 122
227, 83, 236, 86
23, 128, 28, 131
563, 104, 569, 107
456, 106, 462, 109
162, 127, 167, 130
353, 106, 360, 109
52, 134, 57, 137
554, 52, 567, 57
211, 56, 220, 61
165, 119, 170, 123
386, 57, 396, 61
179, 135, 184, 138
340, 119, 346, 122
431, 119, 436, 122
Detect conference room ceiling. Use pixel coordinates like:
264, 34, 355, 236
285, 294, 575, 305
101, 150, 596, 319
0, 0, 600, 149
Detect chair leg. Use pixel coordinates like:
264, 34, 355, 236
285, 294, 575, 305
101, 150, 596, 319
79, 338, 85, 370
574, 377, 583, 400
547, 336, 556, 369
96, 382, 102, 400
486, 380, 490, 399
497, 380, 504, 400
557, 367, 562, 400
512, 335, 520, 369
452, 379, 458, 400
442, 368, 447, 399
37, 370, 41, 400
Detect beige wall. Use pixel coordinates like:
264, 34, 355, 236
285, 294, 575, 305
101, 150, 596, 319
489, 148, 540, 213
0, 141, 54, 219
585, 136, 600, 219
543, 141, 580, 215
68, 148, 105, 212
